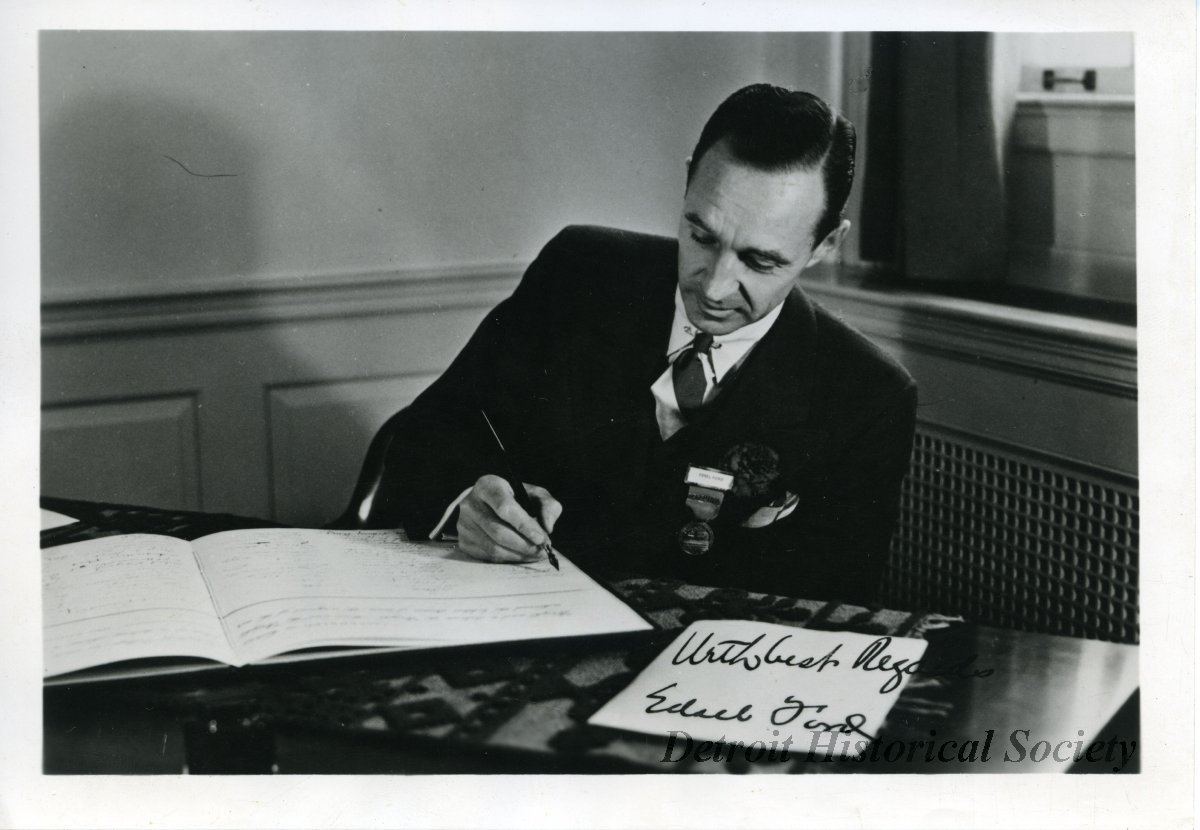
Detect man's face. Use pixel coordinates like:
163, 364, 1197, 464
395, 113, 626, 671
678, 141, 836, 336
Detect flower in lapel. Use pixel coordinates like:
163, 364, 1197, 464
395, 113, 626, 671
722, 442, 783, 501
720, 442, 799, 528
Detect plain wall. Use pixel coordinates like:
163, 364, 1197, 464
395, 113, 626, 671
41, 31, 835, 298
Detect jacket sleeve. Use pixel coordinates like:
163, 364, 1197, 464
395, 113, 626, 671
362, 230, 576, 537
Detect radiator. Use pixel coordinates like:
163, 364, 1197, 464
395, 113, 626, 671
882, 424, 1139, 643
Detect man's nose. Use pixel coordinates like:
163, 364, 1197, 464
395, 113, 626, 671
701, 251, 739, 301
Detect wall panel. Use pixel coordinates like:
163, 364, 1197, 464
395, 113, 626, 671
42, 265, 517, 524
266, 374, 439, 527
41, 395, 201, 510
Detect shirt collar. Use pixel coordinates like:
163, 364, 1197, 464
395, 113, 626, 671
666, 287, 786, 382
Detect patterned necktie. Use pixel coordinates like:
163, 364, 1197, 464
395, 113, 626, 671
672, 332, 715, 420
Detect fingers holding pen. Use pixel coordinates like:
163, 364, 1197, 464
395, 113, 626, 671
456, 475, 561, 564
457, 509, 538, 563
524, 483, 563, 535
518, 484, 563, 570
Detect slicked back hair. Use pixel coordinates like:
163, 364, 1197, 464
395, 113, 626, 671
686, 84, 856, 248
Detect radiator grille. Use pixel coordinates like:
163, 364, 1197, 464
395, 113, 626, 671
882, 426, 1139, 643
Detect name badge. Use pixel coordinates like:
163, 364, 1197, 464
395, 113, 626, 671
678, 465, 735, 556
685, 467, 735, 491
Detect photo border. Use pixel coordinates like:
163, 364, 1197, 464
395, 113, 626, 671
1, 1, 1193, 827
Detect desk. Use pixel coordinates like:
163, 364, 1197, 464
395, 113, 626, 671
41, 498, 1139, 774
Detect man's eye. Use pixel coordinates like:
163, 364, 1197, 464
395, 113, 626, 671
741, 256, 776, 274
689, 231, 716, 248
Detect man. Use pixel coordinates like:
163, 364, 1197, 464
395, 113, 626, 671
367, 84, 916, 604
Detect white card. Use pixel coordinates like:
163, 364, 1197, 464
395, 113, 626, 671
589, 619, 928, 761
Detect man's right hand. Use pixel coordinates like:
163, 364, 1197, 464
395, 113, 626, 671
456, 474, 563, 563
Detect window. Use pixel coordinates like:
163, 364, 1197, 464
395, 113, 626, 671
1001, 34, 1135, 304
842, 32, 1135, 322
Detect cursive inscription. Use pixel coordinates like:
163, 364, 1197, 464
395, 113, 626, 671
643, 683, 754, 722
764, 635, 842, 671
769, 697, 828, 726
671, 630, 842, 674
670, 630, 991, 695
770, 697, 876, 740
802, 711, 876, 742
853, 636, 994, 694
671, 631, 766, 670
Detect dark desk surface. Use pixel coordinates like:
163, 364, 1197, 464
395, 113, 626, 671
41, 498, 1139, 775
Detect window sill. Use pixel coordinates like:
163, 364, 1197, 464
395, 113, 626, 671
799, 264, 1137, 392
805, 263, 1136, 331
1014, 92, 1134, 109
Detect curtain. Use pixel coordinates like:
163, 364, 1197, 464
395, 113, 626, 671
858, 33, 1009, 283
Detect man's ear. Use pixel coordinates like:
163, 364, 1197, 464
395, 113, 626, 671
804, 219, 851, 268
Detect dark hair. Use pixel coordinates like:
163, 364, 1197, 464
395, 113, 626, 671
686, 83, 856, 247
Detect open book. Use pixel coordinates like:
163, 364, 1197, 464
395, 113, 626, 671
43, 528, 652, 681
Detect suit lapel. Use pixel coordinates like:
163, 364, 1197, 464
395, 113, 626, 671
663, 285, 819, 444
720, 284, 820, 432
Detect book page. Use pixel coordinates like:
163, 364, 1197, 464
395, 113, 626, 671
191, 528, 651, 664
40, 508, 77, 530
43, 534, 238, 676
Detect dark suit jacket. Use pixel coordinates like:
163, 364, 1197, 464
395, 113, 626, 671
370, 225, 917, 604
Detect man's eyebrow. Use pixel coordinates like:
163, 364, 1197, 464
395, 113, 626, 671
743, 247, 791, 267
683, 212, 713, 233
685, 213, 792, 266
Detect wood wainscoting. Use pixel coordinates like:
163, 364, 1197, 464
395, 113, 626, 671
43, 269, 1138, 638
42, 264, 521, 527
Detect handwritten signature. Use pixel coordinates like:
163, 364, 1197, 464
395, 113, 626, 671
643, 685, 875, 740
671, 631, 993, 694
644, 682, 753, 722
770, 697, 876, 741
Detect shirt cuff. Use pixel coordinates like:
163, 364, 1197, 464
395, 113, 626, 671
429, 487, 474, 540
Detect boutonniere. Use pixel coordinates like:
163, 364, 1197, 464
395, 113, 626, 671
719, 442, 798, 527
722, 442, 784, 503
